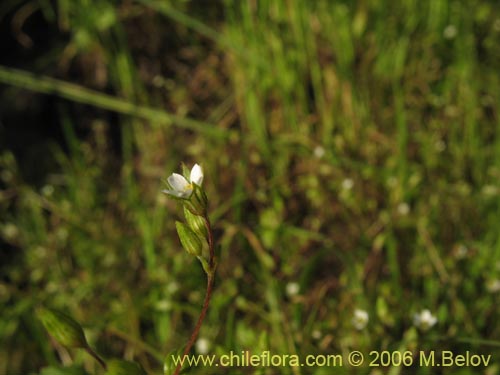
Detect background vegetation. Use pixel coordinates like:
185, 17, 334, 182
1, 0, 499, 374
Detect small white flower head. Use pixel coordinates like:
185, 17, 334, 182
163, 164, 203, 199
434, 140, 446, 152
454, 244, 468, 259
494, 19, 500, 32
413, 309, 437, 331
167, 281, 180, 294
313, 146, 325, 159
155, 299, 173, 312
397, 202, 410, 216
286, 282, 300, 297
311, 329, 322, 340
195, 337, 211, 354
341, 178, 354, 191
443, 25, 457, 39
486, 279, 500, 293
2, 223, 19, 241
352, 309, 369, 330
41, 184, 55, 197
481, 185, 499, 197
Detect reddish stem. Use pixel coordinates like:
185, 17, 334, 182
85, 346, 107, 370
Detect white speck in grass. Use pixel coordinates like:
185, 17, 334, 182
286, 282, 300, 297
387, 176, 398, 188
413, 309, 437, 331
352, 309, 369, 330
455, 244, 469, 259
155, 300, 173, 312
2, 223, 19, 241
481, 185, 498, 197
313, 146, 325, 159
311, 329, 322, 340
443, 25, 457, 39
41, 184, 54, 197
494, 19, 500, 32
486, 279, 500, 293
397, 202, 410, 216
195, 337, 211, 354
56, 228, 69, 243
167, 281, 179, 294
434, 140, 446, 152
341, 178, 354, 191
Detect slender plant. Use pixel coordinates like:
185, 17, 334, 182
161, 163, 217, 375
38, 163, 216, 375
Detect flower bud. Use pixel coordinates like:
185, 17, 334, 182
37, 307, 89, 349
105, 359, 147, 375
183, 206, 208, 241
175, 221, 202, 256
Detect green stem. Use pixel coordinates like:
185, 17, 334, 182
0, 65, 227, 139
173, 215, 216, 375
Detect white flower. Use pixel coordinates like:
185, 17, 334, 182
486, 279, 500, 293
195, 337, 211, 354
311, 329, 322, 340
397, 202, 410, 216
413, 309, 437, 331
352, 309, 369, 330
286, 282, 300, 297
341, 178, 354, 191
434, 140, 446, 152
313, 146, 325, 159
443, 25, 457, 39
163, 164, 203, 198
455, 244, 468, 259
494, 19, 500, 32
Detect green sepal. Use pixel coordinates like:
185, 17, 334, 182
105, 359, 147, 375
181, 163, 191, 180
37, 307, 89, 349
183, 184, 207, 216
175, 221, 202, 256
183, 205, 208, 241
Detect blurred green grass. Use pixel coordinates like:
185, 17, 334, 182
1, 0, 500, 374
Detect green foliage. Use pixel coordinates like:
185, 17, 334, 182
38, 365, 88, 375
105, 360, 147, 375
175, 221, 202, 257
1, 0, 500, 374
38, 308, 89, 349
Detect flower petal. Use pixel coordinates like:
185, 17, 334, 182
190, 164, 204, 186
162, 189, 191, 198
168, 173, 189, 191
